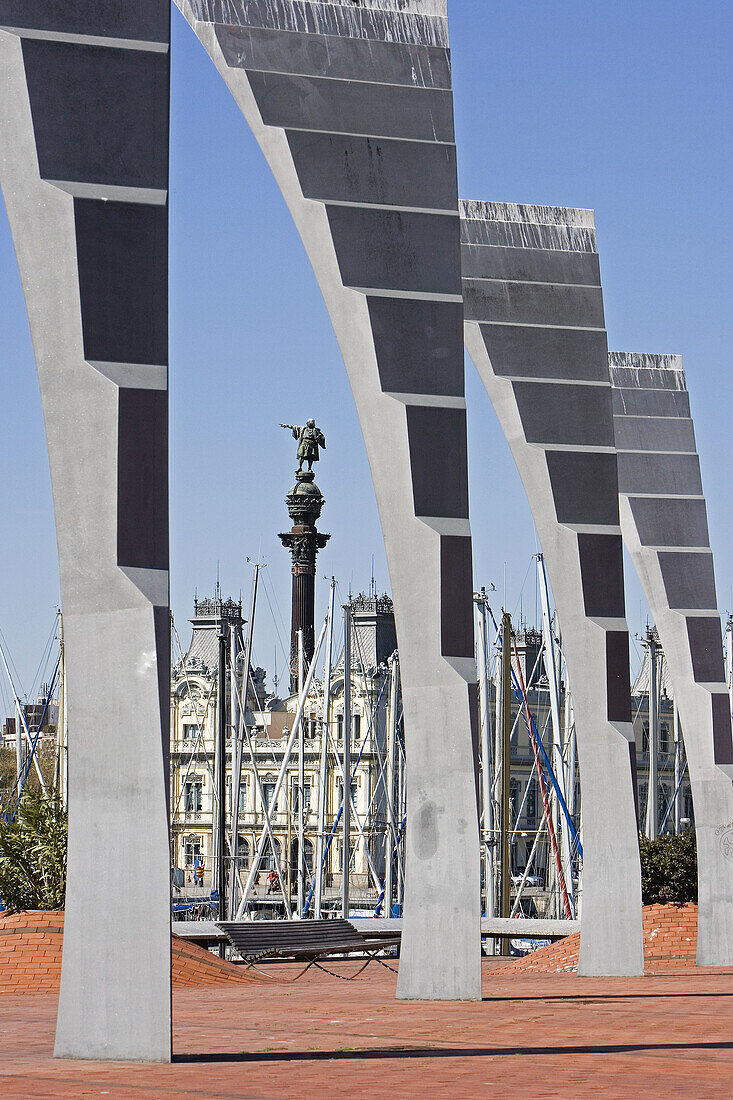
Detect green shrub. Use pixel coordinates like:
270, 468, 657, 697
0, 788, 67, 912
639, 830, 697, 905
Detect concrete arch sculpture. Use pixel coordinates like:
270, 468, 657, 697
174, 0, 481, 1000
611, 352, 733, 965
461, 200, 644, 975
0, 3, 172, 1061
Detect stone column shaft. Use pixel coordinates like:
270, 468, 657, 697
0, 3, 172, 1060
611, 352, 733, 965
177, 0, 481, 999
461, 199, 643, 976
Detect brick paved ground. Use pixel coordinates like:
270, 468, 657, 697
2, 959, 733, 1097
1, 906, 732, 1098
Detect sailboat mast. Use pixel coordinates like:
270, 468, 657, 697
315, 579, 336, 918
475, 590, 494, 921
341, 602, 351, 919
216, 623, 228, 922
297, 629, 305, 915
229, 565, 260, 918
645, 627, 659, 838
500, 611, 512, 954
384, 651, 399, 918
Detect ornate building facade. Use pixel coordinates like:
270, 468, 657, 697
170, 592, 399, 914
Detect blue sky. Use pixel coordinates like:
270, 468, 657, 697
0, 1, 731, 697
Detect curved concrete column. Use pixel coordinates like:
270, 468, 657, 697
461, 200, 643, 976
175, 0, 480, 999
611, 352, 733, 965
0, 5, 172, 1060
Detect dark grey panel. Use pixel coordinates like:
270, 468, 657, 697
611, 387, 690, 418
367, 298, 464, 397
153, 605, 171, 815
628, 497, 709, 548
406, 406, 469, 519
658, 551, 717, 610
467, 680, 481, 807
712, 692, 733, 767
545, 451, 619, 526
578, 534, 625, 619
22, 40, 168, 190
609, 366, 684, 393
117, 388, 168, 572
247, 70, 454, 142
187, 0, 448, 48
625, 740, 640, 827
287, 132, 457, 211
686, 617, 726, 684
607, 631, 632, 724
0, 0, 168, 41
614, 416, 696, 454
327, 207, 460, 295
74, 199, 168, 366
461, 244, 600, 287
440, 535, 473, 658
616, 453, 702, 497
216, 25, 451, 88
464, 279, 604, 328
478, 324, 610, 383
513, 382, 615, 448
460, 218, 596, 253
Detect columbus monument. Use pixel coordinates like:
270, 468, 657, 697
279, 421, 330, 693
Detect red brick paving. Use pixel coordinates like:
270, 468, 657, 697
1, 906, 732, 1097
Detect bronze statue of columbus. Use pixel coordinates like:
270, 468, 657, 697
280, 418, 326, 473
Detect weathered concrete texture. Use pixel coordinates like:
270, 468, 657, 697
611, 352, 733, 965
175, 0, 480, 999
0, 7, 171, 1061
461, 200, 643, 976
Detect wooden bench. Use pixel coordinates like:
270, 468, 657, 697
216, 918, 399, 962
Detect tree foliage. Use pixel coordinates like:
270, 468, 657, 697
639, 829, 697, 905
0, 788, 67, 912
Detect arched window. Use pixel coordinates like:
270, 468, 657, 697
290, 837, 314, 877
683, 788, 694, 823
659, 784, 671, 825
261, 836, 281, 871
183, 776, 203, 813
184, 835, 202, 868
509, 778, 520, 825
235, 837, 249, 869
526, 780, 537, 827
660, 723, 671, 754
262, 778, 277, 814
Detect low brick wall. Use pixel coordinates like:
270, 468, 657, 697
0, 910, 255, 993
0, 911, 64, 994
491, 903, 698, 974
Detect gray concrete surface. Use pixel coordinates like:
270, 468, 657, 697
462, 200, 644, 976
175, 0, 481, 1000
611, 352, 733, 965
0, 8, 172, 1061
